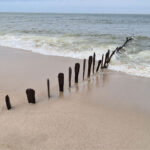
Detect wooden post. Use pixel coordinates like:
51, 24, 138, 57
69, 67, 72, 88
47, 79, 50, 98
83, 59, 86, 80
88, 56, 93, 78
96, 60, 102, 72
26, 89, 36, 104
75, 63, 80, 83
93, 53, 96, 74
108, 37, 133, 63
106, 50, 110, 67
107, 50, 110, 62
104, 50, 110, 68
104, 53, 107, 68
58, 73, 64, 92
5, 95, 11, 110
101, 54, 104, 69
108, 50, 115, 63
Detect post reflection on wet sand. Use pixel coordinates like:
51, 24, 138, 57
59, 92, 64, 99
63, 69, 112, 99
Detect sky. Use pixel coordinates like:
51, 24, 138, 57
0, 0, 150, 14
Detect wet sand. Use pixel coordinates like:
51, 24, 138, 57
0, 46, 150, 150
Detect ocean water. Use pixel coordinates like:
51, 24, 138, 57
0, 13, 150, 77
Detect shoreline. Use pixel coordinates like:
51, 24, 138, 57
0, 46, 150, 149
0, 45, 150, 112
1, 45, 150, 80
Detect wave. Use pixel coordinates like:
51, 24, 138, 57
0, 34, 116, 58
135, 35, 150, 41
0, 33, 150, 78
109, 53, 150, 78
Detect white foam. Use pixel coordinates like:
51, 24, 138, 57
0, 34, 150, 78
0, 34, 115, 59
109, 54, 150, 78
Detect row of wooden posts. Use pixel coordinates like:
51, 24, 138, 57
5, 37, 133, 110
5, 50, 111, 110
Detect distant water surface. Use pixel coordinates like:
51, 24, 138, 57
0, 13, 150, 77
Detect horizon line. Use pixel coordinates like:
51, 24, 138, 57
0, 12, 150, 15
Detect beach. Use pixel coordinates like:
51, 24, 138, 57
0, 46, 150, 150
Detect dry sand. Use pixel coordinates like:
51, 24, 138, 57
0, 46, 150, 150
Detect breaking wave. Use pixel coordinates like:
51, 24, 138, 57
0, 33, 150, 78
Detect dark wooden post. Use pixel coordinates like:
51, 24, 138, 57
47, 79, 50, 98
106, 50, 110, 67
88, 56, 93, 78
104, 50, 110, 68
96, 60, 102, 72
75, 63, 80, 83
83, 59, 86, 80
5, 95, 11, 110
104, 53, 107, 68
26, 89, 36, 104
106, 50, 110, 60
58, 73, 64, 92
108, 50, 115, 63
69, 67, 72, 88
93, 53, 96, 74
101, 54, 104, 69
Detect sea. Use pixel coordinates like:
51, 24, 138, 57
0, 13, 150, 78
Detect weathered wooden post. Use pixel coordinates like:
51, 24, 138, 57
108, 50, 115, 63
47, 79, 50, 98
5, 95, 12, 110
75, 63, 80, 83
69, 67, 72, 88
88, 56, 93, 78
96, 60, 102, 72
93, 53, 96, 74
104, 50, 110, 68
58, 73, 64, 92
104, 53, 107, 68
101, 54, 104, 69
107, 37, 133, 63
26, 89, 36, 104
106, 50, 110, 65
83, 59, 86, 80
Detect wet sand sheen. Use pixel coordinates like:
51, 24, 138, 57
0, 46, 150, 150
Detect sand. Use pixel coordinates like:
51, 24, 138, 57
0, 46, 150, 150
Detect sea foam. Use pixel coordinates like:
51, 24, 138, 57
0, 34, 150, 78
